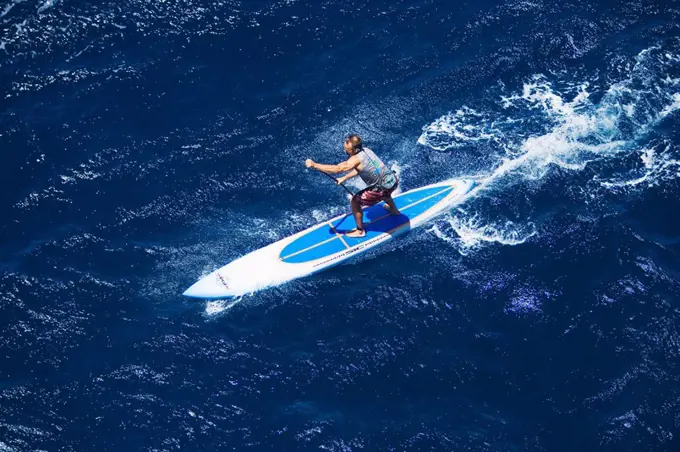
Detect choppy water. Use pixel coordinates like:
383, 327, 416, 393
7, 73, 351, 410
2, 0, 680, 450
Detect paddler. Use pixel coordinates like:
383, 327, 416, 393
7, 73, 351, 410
305, 134, 400, 238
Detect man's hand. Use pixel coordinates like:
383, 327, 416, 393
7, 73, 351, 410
336, 169, 358, 185
305, 159, 315, 169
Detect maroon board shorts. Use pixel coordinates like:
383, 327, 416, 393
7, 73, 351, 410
352, 181, 399, 207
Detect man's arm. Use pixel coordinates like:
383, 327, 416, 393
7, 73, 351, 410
306, 156, 359, 174
336, 169, 359, 185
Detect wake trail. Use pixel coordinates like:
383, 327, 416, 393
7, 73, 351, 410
424, 44, 680, 252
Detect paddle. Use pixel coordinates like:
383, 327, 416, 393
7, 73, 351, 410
316, 169, 356, 196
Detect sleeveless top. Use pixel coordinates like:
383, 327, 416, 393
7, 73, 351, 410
355, 147, 397, 190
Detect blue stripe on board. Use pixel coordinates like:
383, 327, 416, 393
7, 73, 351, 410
280, 185, 454, 264
391, 186, 448, 208
283, 235, 349, 262
285, 221, 338, 252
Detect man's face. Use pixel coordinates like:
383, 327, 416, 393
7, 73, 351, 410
344, 138, 353, 154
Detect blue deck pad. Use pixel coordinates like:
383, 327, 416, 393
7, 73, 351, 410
280, 185, 454, 263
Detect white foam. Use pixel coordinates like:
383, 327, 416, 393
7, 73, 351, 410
659, 93, 680, 119
417, 106, 501, 150
598, 142, 680, 191
519, 75, 578, 116
430, 216, 537, 254
205, 297, 241, 315
389, 161, 406, 195
641, 148, 655, 168
418, 45, 680, 253
37, 0, 58, 14
0, 0, 27, 19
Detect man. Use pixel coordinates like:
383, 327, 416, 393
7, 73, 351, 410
305, 134, 400, 238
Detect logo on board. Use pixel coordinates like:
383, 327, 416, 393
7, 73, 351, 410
216, 273, 230, 289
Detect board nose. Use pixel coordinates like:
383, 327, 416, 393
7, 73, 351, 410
182, 282, 204, 298
183, 272, 233, 299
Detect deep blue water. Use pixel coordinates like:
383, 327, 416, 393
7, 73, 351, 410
2, 0, 680, 450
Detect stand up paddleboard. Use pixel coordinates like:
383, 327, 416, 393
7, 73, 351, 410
183, 179, 475, 298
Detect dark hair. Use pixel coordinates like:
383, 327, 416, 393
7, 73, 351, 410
347, 134, 363, 151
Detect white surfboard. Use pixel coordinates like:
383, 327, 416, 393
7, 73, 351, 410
183, 179, 475, 298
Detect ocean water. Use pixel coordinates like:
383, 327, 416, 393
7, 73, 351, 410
2, 0, 680, 450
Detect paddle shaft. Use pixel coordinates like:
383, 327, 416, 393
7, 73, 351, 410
317, 170, 356, 196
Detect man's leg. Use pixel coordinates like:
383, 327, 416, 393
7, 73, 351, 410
346, 197, 366, 238
382, 195, 400, 215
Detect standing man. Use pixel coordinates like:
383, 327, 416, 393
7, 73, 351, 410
305, 134, 400, 238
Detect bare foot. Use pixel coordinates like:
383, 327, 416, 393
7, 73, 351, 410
345, 228, 366, 238
382, 204, 401, 215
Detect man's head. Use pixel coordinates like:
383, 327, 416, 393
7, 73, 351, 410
344, 134, 363, 155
